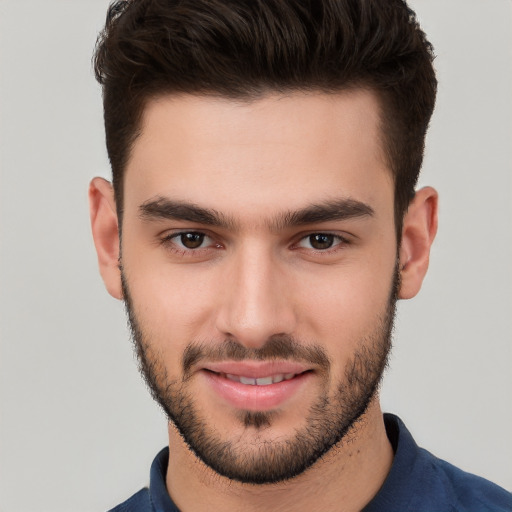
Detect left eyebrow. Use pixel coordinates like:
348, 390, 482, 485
272, 198, 374, 230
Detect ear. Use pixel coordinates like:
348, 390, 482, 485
398, 186, 438, 300
88, 177, 123, 300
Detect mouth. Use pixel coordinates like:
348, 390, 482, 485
199, 362, 314, 411
208, 371, 305, 386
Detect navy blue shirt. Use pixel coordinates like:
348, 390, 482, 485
109, 414, 512, 511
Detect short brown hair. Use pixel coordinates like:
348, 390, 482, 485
94, 0, 436, 234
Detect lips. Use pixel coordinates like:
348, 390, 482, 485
203, 360, 310, 378
224, 372, 298, 385
200, 361, 313, 411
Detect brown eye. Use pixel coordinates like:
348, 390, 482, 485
308, 233, 335, 250
180, 232, 205, 249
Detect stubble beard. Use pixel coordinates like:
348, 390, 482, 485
121, 268, 399, 485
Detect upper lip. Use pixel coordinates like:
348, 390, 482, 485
202, 361, 311, 378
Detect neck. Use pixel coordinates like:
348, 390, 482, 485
166, 398, 393, 512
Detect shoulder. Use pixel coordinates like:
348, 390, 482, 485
107, 447, 176, 512
107, 488, 153, 512
417, 450, 512, 512
367, 415, 512, 512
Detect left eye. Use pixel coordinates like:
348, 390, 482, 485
173, 232, 211, 249
298, 233, 343, 250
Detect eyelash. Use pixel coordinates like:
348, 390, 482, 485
159, 231, 351, 257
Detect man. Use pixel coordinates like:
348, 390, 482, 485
89, 0, 512, 510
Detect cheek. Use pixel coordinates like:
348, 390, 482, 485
125, 268, 223, 380
297, 259, 395, 368
125, 259, 223, 343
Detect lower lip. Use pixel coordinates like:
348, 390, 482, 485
202, 370, 312, 411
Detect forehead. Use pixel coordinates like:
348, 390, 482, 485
124, 90, 393, 221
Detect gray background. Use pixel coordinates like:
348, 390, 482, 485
0, 1, 511, 511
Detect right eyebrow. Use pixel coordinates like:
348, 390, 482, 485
139, 197, 236, 229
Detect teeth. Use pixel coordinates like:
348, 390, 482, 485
239, 376, 256, 385
256, 376, 273, 386
223, 373, 297, 385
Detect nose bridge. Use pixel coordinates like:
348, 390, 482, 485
216, 240, 295, 348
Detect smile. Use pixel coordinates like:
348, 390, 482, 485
201, 365, 312, 411
223, 373, 298, 386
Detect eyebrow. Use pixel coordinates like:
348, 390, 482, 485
139, 197, 235, 228
273, 198, 374, 230
139, 196, 374, 230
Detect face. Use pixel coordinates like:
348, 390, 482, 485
119, 91, 399, 483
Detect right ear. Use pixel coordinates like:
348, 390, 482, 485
88, 177, 123, 300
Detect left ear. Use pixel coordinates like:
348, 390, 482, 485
398, 186, 438, 299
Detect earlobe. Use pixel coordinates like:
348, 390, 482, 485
88, 177, 123, 300
398, 186, 438, 300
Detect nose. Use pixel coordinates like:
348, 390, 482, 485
215, 243, 297, 349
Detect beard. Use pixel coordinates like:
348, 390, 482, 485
121, 267, 399, 485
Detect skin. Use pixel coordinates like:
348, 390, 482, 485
89, 90, 438, 511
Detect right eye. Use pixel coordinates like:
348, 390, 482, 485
159, 230, 224, 259
174, 232, 208, 249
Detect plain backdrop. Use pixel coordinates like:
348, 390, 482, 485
0, 1, 511, 511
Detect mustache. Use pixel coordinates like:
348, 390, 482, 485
182, 335, 330, 377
